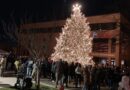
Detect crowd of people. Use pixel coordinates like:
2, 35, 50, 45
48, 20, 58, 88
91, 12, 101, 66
0, 55, 130, 90
39, 59, 130, 90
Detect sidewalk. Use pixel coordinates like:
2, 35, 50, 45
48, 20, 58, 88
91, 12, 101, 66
0, 77, 80, 90
40, 79, 110, 90
0, 77, 110, 90
0, 77, 16, 88
40, 78, 81, 90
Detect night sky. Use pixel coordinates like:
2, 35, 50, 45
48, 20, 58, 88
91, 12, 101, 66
0, 0, 119, 21
0, 0, 121, 44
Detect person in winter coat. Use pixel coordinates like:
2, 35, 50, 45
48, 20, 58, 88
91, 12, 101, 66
51, 61, 56, 82
75, 63, 82, 88
55, 59, 64, 88
118, 73, 130, 90
82, 66, 91, 90
26, 58, 33, 78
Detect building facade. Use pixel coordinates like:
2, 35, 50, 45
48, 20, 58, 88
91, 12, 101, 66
14, 13, 130, 66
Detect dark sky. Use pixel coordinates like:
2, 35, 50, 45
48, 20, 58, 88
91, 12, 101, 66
0, 0, 119, 22
0, 0, 120, 44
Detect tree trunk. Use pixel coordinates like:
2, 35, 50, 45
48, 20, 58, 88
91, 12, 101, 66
35, 61, 41, 90
36, 69, 40, 90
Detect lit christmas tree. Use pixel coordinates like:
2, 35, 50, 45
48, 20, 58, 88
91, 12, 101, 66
51, 3, 94, 66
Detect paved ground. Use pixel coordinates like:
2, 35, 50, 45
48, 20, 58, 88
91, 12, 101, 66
0, 77, 110, 90
0, 71, 110, 90
0, 77, 81, 90
40, 78, 82, 90
0, 77, 16, 88
41, 79, 110, 90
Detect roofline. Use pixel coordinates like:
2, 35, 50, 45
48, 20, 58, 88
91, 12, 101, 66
20, 13, 120, 30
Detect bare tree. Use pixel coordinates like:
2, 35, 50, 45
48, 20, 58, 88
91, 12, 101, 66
19, 31, 42, 89
1, 15, 53, 89
19, 31, 44, 58
21, 28, 55, 89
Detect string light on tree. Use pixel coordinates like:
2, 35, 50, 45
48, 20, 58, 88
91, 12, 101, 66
51, 3, 94, 66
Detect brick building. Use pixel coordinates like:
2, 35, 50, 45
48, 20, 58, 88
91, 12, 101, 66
13, 13, 130, 66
